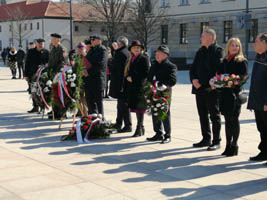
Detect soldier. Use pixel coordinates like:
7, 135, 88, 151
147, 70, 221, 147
47, 33, 65, 119
84, 34, 108, 117
24, 38, 49, 113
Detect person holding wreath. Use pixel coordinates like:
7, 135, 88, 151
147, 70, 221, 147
124, 40, 149, 137
216, 37, 248, 156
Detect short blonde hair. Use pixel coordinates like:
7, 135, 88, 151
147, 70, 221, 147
203, 28, 216, 42
224, 37, 247, 62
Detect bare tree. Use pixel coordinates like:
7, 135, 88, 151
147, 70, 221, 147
128, 0, 169, 50
5, 6, 34, 46
84, 0, 131, 46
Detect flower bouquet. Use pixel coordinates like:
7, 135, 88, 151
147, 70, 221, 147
209, 73, 248, 88
61, 114, 115, 143
31, 66, 53, 111
144, 81, 170, 121
51, 56, 84, 117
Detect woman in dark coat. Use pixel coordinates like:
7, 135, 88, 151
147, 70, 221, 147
217, 37, 248, 156
7, 46, 18, 79
124, 40, 149, 137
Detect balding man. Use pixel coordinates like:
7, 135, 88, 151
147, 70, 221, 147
190, 28, 224, 151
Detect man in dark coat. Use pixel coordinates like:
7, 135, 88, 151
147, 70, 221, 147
109, 36, 132, 132
17, 45, 25, 79
247, 33, 267, 162
84, 34, 108, 117
147, 45, 177, 143
1, 48, 7, 65
24, 39, 49, 113
190, 28, 223, 150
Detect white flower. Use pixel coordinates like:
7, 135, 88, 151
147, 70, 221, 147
31, 88, 36, 93
67, 74, 72, 79
69, 78, 76, 82
156, 103, 161, 107
98, 114, 102, 119
70, 82, 76, 87
161, 106, 165, 110
72, 74, 76, 79
67, 69, 73, 74
46, 80, 52, 86
92, 113, 98, 118
43, 87, 49, 93
153, 113, 158, 116
153, 108, 158, 111
146, 99, 151, 103
60, 68, 64, 72
153, 97, 159, 101
157, 84, 167, 91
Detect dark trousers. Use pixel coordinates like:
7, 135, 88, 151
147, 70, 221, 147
224, 115, 240, 146
28, 80, 38, 109
196, 92, 221, 144
85, 87, 104, 117
254, 110, 267, 155
18, 62, 24, 78
116, 97, 132, 128
11, 68, 16, 78
136, 113, 144, 127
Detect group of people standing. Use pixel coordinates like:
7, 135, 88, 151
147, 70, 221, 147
190, 29, 267, 163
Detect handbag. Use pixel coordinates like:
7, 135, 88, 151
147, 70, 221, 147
237, 91, 247, 105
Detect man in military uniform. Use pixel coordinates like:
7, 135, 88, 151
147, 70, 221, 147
84, 34, 108, 117
24, 38, 49, 113
47, 33, 65, 119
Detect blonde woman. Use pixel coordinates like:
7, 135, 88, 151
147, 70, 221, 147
7, 46, 18, 79
217, 37, 248, 156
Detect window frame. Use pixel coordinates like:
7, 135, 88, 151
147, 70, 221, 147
180, 23, 188, 44
223, 20, 233, 43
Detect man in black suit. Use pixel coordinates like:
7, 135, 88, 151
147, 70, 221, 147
109, 36, 132, 132
147, 45, 177, 143
84, 34, 108, 117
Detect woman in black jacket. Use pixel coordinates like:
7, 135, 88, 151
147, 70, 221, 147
7, 46, 18, 79
217, 37, 248, 156
124, 40, 149, 137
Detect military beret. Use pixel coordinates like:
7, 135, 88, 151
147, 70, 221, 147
50, 33, 62, 39
90, 34, 102, 40
157, 45, 169, 55
36, 38, 45, 43
29, 42, 34, 45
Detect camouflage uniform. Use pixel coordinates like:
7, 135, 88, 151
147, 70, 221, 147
48, 44, 65, 75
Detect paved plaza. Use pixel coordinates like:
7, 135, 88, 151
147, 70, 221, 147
0, 66, 266, 200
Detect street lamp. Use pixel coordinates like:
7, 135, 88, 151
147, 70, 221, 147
244, 0, 251, 59
69, 0, 73, 50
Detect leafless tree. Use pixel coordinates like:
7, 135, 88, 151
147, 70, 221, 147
128, 0, 169, 50
84, 0, 131, 46
4, 6, 34, 46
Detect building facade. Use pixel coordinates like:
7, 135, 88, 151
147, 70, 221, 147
149, 0, 267, 60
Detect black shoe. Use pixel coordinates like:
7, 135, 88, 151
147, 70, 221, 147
250, 153, 267, 161
147, 134, 163, 141
226, 145, 238, 157
27, 107, 39, 113
161, 137, 171, 144
221, 145, 231, 156
132, 126, 144, 137
118, 126, 132, 133
193, 140, 211, 148
207, 143, 221, 151
12, 77, 16, 79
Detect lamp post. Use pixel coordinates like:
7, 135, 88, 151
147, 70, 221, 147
244, 0, 251, 59
69, 0, 73, 50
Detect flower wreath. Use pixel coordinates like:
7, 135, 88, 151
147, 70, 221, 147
144, 81, 171, 121
209, 73, 248, 88
51, 56, 84, 117
31, 66, 53, 111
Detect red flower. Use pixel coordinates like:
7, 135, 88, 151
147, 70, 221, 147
166, 96, 170, 99
83, 125, 89, 131
162, 98, 167, 103
87, 116, 93, 120
72, 126, 75, 130
86, 120, 91, 124
154, 96, 159, 99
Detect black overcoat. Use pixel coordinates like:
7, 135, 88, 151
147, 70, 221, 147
85, 44, 108, 91
218, 57, 248, 116
109, 46, 130, 98
124, 54, 149, 110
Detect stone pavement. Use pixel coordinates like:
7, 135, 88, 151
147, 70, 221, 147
0, 67, 266, 200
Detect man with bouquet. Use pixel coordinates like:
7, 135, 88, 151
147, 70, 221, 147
190, 29, 224, 150
147, 45, 177, 144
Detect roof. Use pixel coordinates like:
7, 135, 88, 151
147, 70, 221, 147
0, 0, 98, 22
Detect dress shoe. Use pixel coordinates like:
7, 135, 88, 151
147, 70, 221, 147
221, 145, 231, 156
226, 145, 238, 157
207, 143, 221, 151
161, 137, 171, 144
12, 77, 16, 79
27, 107, 39, 113
118, 126, 132, 133
249, 153, 267, 161
147, 134, 163, 141
193, 140, 211, 148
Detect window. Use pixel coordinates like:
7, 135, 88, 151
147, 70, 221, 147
200, 22, 209, 36
30, 23, 32, 30
224, 20, 232, 43
74, 25, 79, 32
200, 0, 210, 3
0, 25, 1, 32
0, 40, 2, 51
145, 0, 152, 13
161, 25, 168, 44
160, 0, 168, 7
37, 22, 39, 30
180, 23, 188, 44
179, 0, 189, 5
249, 19, 258, 43
24, 24, 27, 31
9, 25, 11, 32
